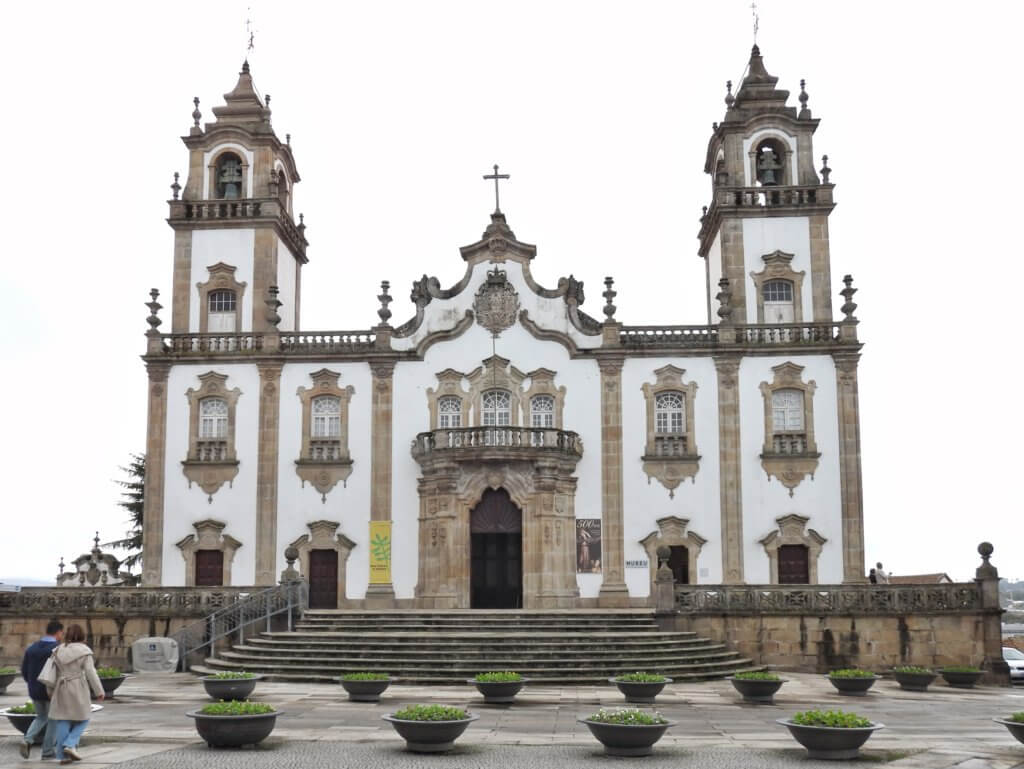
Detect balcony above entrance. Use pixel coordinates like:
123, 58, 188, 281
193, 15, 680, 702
411, 427, 583, 463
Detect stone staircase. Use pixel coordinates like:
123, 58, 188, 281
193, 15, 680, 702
196, 609, 760, 684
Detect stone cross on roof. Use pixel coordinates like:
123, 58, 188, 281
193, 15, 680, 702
483, 164, 510, 214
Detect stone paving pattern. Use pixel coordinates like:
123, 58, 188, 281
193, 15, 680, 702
0, 673, 1022, 767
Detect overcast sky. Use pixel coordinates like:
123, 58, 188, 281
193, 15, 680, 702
1, 1, 1021, 584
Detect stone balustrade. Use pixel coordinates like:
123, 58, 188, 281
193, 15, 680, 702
279, 331, 377, 354
168, 197, 307, 259
619, 326, 719, 348
412, 426, 583, 459
714, 184, 833, 210
0, 586, 260, 617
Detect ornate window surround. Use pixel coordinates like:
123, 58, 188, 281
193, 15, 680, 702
758, 362, 820, 496
295, 369, 355, 502
182, 372, 241, 499
466, 356, 526, 426
175, 519, 242, 587
640, 365, 700, 497
639, 516, 708, 588
426, 369, 471, 429
197, 263, 247, 333
750, 250, 805, 323
207, 147, 250, 199
521, 368, 565, 428
289, 519, 356, 608
758, 513, 827, 584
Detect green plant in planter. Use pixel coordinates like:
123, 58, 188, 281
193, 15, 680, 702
0, 666, 17, 675
614, 672, 667, 683
341, 672, 389, 681
892, 666, 933, 674
474, 672, 522, 683
733, 671, 781, 681
940, 665, 981, 673
1008, 712, 1024, 723
199, 701, 275, 716
207, 671, 257, 679
8, 702, 35, 715
96, 667, 123, 678
828, 669, 875, 679
587, 707, 668, 725
392, 704, 469, 721
791, 710, 871, 728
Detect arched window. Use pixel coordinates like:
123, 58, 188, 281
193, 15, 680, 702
771, 388, 805, 453
481, 389, 511, 426
199, 398, 228, 439
216, 153, 243, 199
277, 169, 290, 210
207, 289, 237, 332
312, 396, 341, 438
755, 139, 786, 186
530, 395, 554, 428
762, 279, 795, 324
655, 392, 685, 434
438, 395, 462, 428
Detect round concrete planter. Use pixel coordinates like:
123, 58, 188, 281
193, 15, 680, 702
609, 677, 671, 704
993, 718, 1024, 745
340, 677, 391, 702
578, 718, 675, 757
382, 713, 479, 753
777, 719, 884, 759
468, 678, 526, 704
0, 673, 17, 694
186, 710, 280, 748
100, 675, 128, 697
892, 671, 936, 692
200, 675, 262, 701
939, 669, 984, 689
826, 675, 879, 696
727, 676, 787, 704
1, 709, 35, 736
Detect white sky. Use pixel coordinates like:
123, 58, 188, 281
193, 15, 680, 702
1, 1, 1021, 584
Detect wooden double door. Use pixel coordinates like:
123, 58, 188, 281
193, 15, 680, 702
308, 549, 339, 609
470, 489, 523, 609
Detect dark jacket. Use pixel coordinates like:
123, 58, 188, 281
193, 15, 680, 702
22, 638, 58, 701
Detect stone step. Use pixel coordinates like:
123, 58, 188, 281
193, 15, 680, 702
298, 609, 658, 617
293, 623, 659, 633
244, 636, 710, 652
274, 630, 695, 640
226, 644, 730, 663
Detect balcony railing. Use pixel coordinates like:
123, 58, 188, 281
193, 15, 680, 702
770, 433, 807, 455
650, 435, 689, 457
280, 331, 377, 354
308, 439, 344, 462
168, 197, 308, 259
194, 440, 230, 462
715, 184, 832, 210
740, 323, 840, 344
619, 326, 719, 348
412, 427, 583, 459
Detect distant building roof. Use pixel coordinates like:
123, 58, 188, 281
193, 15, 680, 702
888, 573, 953, 584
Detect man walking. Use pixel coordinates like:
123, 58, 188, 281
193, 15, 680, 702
19, 619, 63, 760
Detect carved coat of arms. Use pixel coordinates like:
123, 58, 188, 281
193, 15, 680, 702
473, 269, 520, 336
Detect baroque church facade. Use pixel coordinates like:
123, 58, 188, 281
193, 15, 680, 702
140, 46, 867, 608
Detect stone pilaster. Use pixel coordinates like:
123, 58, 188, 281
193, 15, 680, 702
254, 363, 283, 585
171, 231, 192, 333
720, 219, 747, 324
714, 355, 744, 583
809, 214, 834, 321
141, 362, 170, 586
367, 360, 396, 604
597, 355, 629, 606
251, 228, 278, 333
833, 353, 866, 583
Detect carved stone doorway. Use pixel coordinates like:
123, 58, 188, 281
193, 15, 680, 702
668, 545, 689, 585
779, 544, 810, 584
309, 549, 339, 609
195, 549, 224, 587
470, 489, 523, 609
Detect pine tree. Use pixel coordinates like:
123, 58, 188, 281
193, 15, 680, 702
105, 453, 145, 572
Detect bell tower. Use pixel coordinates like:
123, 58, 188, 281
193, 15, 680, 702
167, 61, 307, 334
698, 46, 834, 326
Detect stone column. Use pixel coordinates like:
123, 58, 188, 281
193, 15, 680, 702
976, 542, 1010, 684
141, 362, 170, 586
720, 219, 747, 324
714, 355, 744, 583
597, 355, 629, 606
366, 360, 396, 605
254, 363, 283, 585
833, 353, 866, 583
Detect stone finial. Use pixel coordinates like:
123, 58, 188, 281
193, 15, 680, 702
656, 545, 673, 579
602, 276, 617, 321
93, 531, 101, 552
170, 172, 181, 201
58, 556, 65, 575
192, 97, 201, 127
377, 280, 393, 324
976, 541, 998, 579
820, 155, 832, 184
712, 121, 718, 132
725, 80, 735, 110
798, 79, 811, 119
297, 212, 305, 235
701, 205, 708, 222
265, 285, 282, 328
286, 133, 291, 146
268, 168, 279, 196
280, 545, 302, 584
265, 94, 271, 106
839, 275, 858, 321
146, 288, 163, 333
716, 277, 733, 323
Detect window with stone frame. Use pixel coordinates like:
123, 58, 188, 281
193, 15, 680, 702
482, 389, 512, 426
438, 395, 463, 428
311, 395, 342, 460
770, 388, 805, 454
295, 370, 355, 501
758, 362, 820, 496
641, 366, 700, 497
762, 279, 795, 323
654, 391, 686, 456
207, 289, 237, 333
183, 372, 241, 499
530, 394, 555, 428
198, 397, 229, 454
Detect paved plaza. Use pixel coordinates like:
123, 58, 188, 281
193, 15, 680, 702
1, 673, 1022, 767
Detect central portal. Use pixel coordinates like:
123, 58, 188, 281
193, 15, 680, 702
470, 488, 523, 609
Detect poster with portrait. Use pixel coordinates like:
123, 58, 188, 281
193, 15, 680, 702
576, 518, 602, 573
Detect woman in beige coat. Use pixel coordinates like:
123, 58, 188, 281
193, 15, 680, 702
47, 624, 104, 764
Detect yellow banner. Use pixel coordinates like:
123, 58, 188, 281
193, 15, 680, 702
369, 521, 392, 584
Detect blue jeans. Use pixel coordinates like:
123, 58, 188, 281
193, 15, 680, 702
53, 718, 89, 759
23, 699, 57, 757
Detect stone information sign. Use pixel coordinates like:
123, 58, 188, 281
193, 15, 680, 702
130, 636, 179, 673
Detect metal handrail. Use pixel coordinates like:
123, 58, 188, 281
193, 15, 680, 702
174, 580, 307, 671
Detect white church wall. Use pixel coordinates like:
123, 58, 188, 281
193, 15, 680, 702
275, 362, 373, 596
161, 363, 261, 586
738, 355, 844, 584
706, 233, 722, 324
621, 357, 723, 595
189, 229, 256, 332
741, 217, 813, 323
274, 234, 297, 332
